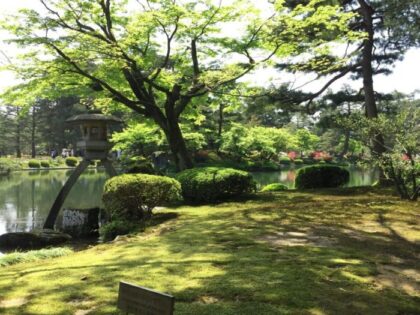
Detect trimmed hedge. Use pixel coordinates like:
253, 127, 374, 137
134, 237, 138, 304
103, 174, 181, 221
295, 165, 350, 189
279, 157, 291, 165
28, 160, 41, 168
176, 167, 256, 203
293, 159, 304, 165
261, 183, 288, 192
65, 157, 78, 167
40, 161, 50, 168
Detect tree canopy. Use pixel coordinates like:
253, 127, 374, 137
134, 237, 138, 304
1, 0, 358, 169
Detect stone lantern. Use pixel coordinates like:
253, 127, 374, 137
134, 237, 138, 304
43, 112, 122, 229
67, 112, 122, 160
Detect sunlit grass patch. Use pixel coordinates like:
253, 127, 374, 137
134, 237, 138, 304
0, 188, 418, 314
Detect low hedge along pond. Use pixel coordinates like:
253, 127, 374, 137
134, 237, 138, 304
295, 165, 350, 189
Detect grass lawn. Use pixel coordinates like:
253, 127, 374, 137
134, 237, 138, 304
0, 188, 419, 314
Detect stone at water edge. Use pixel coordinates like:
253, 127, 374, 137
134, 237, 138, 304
0, 229, 71, 250
62, 207, 101, 238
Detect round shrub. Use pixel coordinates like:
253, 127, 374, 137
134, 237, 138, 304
261, 183, 288, 192
103, 174, 181, 221
121, 156, 156, 174
279, 157, 291, 165
65, 157, 78, 167
295, 165, 350, 189
0, 158, 17, 175
28, 160, 41, 168
176, 167, 256, 203
99, 220, 137, 242
40, 161, 50, 168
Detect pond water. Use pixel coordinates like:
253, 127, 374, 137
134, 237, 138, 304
252, 165, 379, 189
0, 170, 107, 235
0, 166, 379, 235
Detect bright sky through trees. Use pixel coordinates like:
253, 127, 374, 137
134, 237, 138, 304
0, 0, 418, 96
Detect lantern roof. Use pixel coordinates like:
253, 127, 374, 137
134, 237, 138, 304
66, 112, 123, 125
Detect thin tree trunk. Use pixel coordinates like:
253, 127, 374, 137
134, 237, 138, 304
339, 130, 350, 158
31, 106, 36, 158
218, 103, 224, 139
16, 108, 22, 158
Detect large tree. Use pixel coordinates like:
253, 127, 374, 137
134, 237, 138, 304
1, 0, 356, 170
277, 0, 420, 156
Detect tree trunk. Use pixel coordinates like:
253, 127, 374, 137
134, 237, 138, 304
164, 118, 193, 171
218, 103, 224, 139
358, 0, 388, 184
156, 96, 194, 171
339, 130, 350, 158
16, 109, 22, 158
358, 0, 386, 157
31, 106, 36, 158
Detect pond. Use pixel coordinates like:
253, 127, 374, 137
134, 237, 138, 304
0, 170, 107, 235
252, 165, 379, 189
0, 166, 379, 235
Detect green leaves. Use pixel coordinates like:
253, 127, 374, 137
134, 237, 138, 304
342, 101, 420, 200
220, 123, 300, 161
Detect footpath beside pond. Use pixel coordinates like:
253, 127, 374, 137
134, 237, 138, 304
0, 187, 418, 315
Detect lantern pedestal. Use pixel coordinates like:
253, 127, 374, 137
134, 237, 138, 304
43, 112, 121, 230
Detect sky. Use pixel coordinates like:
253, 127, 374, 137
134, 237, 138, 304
0, 0, 419, 96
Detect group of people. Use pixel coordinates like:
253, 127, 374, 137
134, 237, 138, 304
50, 148, 75, 159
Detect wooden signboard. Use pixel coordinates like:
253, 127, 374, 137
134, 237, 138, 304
117, 281, 174, 315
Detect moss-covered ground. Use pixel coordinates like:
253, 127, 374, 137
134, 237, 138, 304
0, 187, 419, 314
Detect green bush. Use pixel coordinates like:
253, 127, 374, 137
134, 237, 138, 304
295, 165, 350, 189
65, 157, 78, 167
121, 156, 156, 174
176, 167, 256, 203
0, 158, 16, 175
28, 160, 41, 168
40, 161, 50, 168
103, 174, 181, 221
99, 220, 137, 242
279, 157, 291, 165
261, 183, 288, 192
293, 159, 304, 165
302, 158, 316, 165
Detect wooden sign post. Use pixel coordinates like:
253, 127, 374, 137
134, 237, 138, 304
117, 281, 174, 315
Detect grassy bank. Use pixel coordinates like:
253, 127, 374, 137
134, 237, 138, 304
0, 188, 419, 314
0, 248, 73, 267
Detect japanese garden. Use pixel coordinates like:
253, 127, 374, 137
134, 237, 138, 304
0, 0, 418, 314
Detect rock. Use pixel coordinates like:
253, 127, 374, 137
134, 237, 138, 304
0, 229, 71, 250
61, 208, 101, 238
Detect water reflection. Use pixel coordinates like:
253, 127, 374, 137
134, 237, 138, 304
0, 170, 107, 234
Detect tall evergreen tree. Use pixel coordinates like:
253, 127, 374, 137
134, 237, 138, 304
277, 0, 420, 156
